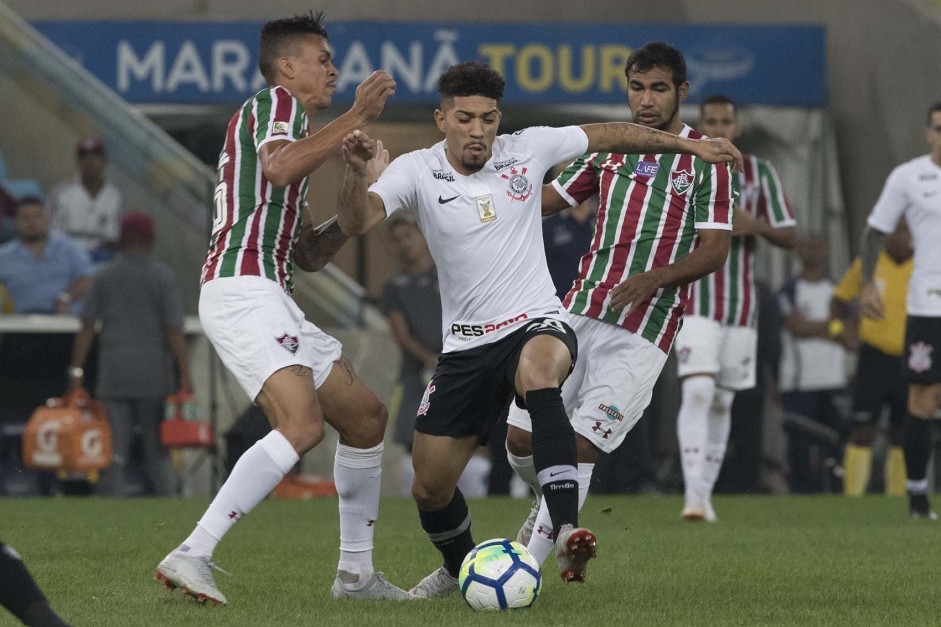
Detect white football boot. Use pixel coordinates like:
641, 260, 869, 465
408, 565, 459, 599
155, 551, 228, 606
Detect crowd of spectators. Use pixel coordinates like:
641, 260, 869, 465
0, 139, 190, 497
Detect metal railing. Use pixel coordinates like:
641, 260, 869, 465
0, 1, 380, 329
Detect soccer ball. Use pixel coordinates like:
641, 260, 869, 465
458, 538, 541, 610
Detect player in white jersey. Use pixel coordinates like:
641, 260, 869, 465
675, 94, 796, 522
153, 12, 408, 605
336, 61, 741, 596
503, 43, 736, 566
860, 102, 941, 520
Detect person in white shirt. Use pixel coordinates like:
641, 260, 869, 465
45, 138, 123, 263
777, 232, 848, 494
860, 101, 941, 519
336, 61, 741, 597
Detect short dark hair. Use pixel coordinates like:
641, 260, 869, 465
14, 196, 43, 214
928, 102, 941, 126
624, 42, 687, 87
437, 62, 505, 104
258, 11, 328, 84
701, 94, 738, 115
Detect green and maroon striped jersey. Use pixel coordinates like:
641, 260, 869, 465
201, 86, 309, 292
553, 125, 733, 353
687, 154, 795, 327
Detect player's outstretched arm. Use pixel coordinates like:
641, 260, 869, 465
337, 130, 388, 237
541, 183, 572, 216
261, 71, 396, 187
580, 123, 743, 172
294, 141, 389, 272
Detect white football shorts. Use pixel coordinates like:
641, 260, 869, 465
674, 315, 757, 390
199, 275, 342, 402
507, 314, 668, 454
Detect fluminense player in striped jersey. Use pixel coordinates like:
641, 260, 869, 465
675, 95, 796, 522
504, 43, 736, 565
336, 61, 741, 597
154, 12, 407, 605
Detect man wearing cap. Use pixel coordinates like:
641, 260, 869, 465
46, 137, 124, 264
68, 212, 190, 496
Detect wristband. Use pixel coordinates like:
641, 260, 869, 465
828, 318, 845, 339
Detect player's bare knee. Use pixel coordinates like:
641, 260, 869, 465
279, 418, 325, 454
411, 481, 449, 511
341, 400, 388, 448
909, 395, 937, 420
515, 364, 564, 395
505, 426, 533, 457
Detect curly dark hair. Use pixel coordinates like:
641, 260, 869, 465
259, 10, 328, 84
624, 42, 687, 87
437, 61, 505, 104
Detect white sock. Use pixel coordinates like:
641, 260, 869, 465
677, 376, 716, 503
526, 463, 594, 566
701, 389, 735, 497
179, 430, 298, 558
507, 446, 542, 498
334, 442, 383, 586
577, 463, 594, 511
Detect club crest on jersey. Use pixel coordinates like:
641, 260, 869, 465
501, 166, 533, 202
908, 341, 933, 373
417, 382, 435, 416
476, 194, 496, 222
670, 168, 694, 196
275, 333, 299, 354
633, 161, 660, 178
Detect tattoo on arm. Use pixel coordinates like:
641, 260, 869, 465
583, 122, 682, 154
860, 226, 887, 282
293, 216, 350, 272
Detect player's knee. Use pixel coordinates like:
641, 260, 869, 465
279, 417, 325, 453
505, 425, 533, 456
411, 480, 449, 510
516, 366, 563, 394
908, 392, 938, 420
349, 400, 388, 447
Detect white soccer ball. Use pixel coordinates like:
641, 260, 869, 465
458, 538, 541, 610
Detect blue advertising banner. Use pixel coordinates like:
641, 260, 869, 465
33, 21, 826, 107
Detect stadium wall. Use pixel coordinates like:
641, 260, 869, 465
4, 0, 941, 251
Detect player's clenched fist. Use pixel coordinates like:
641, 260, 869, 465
352, 71, 397, 124
342, 129, 378, 173
694, 137, 743, 173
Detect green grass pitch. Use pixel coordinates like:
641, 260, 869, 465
2, 494, 938, 626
